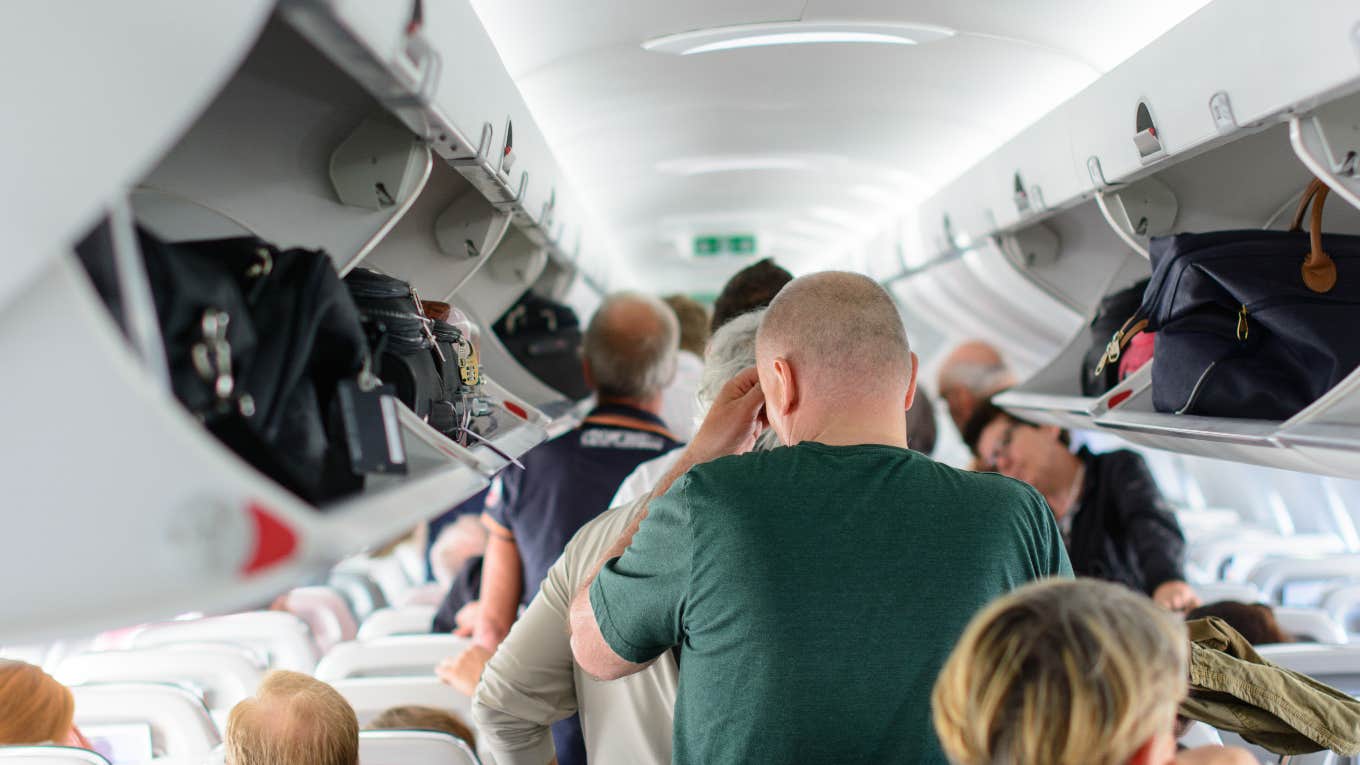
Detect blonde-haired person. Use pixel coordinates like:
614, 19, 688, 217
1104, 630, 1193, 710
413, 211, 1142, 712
0, 660, 91, 747
226, 670, 358, 765
932, 579, 1253, 765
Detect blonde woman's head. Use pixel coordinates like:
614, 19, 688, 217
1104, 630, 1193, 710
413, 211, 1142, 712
932, 579, 1188, 765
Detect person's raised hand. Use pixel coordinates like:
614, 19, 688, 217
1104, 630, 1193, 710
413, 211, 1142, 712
687, 366, 766, 465
452, 600, 480, 637
1153, 580, 1201, 614
436, 644, 493, 697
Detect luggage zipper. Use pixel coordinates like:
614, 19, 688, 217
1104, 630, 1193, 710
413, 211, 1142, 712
1236, 305, 1248, 342
1175, 360, 1220, 415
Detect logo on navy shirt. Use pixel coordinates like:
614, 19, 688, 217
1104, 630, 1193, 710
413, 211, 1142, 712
580, 427, 668, 451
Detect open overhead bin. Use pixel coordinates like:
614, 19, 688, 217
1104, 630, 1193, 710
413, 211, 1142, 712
908, 0, 1360, 476
0, 1, 607, 641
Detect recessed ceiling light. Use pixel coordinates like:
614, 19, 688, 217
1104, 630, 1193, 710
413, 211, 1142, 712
643, 21, 955, 56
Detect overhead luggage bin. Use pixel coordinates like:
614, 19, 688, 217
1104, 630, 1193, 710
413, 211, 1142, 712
926, 11, 1360, 476
2, 1, 274, 308
0, 0, 620, 641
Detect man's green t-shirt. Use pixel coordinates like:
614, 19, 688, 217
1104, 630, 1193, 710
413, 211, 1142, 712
590, 442, 1072, 765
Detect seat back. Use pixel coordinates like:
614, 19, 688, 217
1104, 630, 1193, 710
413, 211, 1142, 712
1322, 583, 1360, 634
329, 572, 389, 623
398, 584, 447, 608
130, 612, 318, 672
282, 587, 359, 653
1273, 607, 1349, 644
317, 635, 469, 681
1192, 582, 1265, 604
57, 643, 264, 716
1178, 722, 1223, 748
0, 747, 110, 765
1189, 533, 1346, 582
359, 730, 478, 765
356, 606, 438, 642
337, 556, 415, 607
1258, 643, 1360, 695
332, 677, 472, 730
70, 682, 221, 759
1246, 556, 1360, 606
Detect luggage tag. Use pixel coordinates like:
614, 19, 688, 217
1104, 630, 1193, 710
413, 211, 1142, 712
337, 379, 407, 475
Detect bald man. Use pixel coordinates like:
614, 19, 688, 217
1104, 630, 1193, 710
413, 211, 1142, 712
569, 273, 1071, 765
449, 292, 683, 765
937, 340, 1014, 431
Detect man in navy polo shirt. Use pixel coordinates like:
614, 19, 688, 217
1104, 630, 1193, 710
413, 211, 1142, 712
440, 291, 682, 765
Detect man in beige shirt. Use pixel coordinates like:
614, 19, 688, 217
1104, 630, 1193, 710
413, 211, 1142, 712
461, 310, 775, 765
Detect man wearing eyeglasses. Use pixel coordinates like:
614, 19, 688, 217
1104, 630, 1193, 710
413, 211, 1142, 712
962, 401, 1199, 613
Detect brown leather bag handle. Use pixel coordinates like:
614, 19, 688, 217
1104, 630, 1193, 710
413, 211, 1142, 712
1288, 178, 1338, 293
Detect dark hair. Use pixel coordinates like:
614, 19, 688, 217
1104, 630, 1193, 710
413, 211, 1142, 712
711, 258, 793, 332
1186, 601, 1294, 646
907, 389, 938, 456
960, 399, 1069, 456
367, 705, 476, 750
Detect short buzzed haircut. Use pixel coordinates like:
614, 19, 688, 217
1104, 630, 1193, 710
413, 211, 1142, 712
226, 670, 358, 765
662, 294, 711, 356
712, 258, 793, 332
757, 272, 912, 397
582, 292, 679, 401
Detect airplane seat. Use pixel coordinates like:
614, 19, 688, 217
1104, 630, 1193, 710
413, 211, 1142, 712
1191, 582, 1265, 604
356, 606, 439, 642
1177, 722, 1223, 748
70, 682, 221, 760
359, 730, 478, 765
1272, 608, 1349, 644
316, 635, 469, 681
328, 572, 389, 623
397, 584, 447, 608
392, 544, 428, 591
0, 747, 110, 765
1246, 557, 1360, 606
335, 555, 417, 607
331, 676, 474, 731
55, 642, 264, 726
280, 587, 359, 654
1321, 584, 1360, 635
128, 612, 319, 674
1190, 533, 1347, 584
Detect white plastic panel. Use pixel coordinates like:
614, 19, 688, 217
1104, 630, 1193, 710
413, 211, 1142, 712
1, 1, 275, 308
140, 20, 424, 272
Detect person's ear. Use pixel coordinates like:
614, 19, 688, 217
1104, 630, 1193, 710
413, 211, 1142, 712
903, 352, 919, 412
771, 357, 799, 417
581, 358, 596, 391
1126, 737, 1157, 765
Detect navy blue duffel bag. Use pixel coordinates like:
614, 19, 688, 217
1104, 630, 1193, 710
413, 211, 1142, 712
1101, 179, 1360, 420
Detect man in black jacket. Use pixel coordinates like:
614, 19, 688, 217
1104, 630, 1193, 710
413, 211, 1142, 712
963, 401, 1200, 612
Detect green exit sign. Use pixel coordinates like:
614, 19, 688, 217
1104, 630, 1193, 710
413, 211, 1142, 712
693, 234, 757, 256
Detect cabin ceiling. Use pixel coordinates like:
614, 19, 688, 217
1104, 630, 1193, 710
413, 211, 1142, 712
470, 0, 1214, 294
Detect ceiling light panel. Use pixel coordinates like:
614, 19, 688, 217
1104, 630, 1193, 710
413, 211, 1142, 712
643, 21, 956, 56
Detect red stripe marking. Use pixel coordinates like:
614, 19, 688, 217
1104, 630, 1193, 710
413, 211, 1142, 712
504, 401, 527, 419
1107, 391, 1133, 409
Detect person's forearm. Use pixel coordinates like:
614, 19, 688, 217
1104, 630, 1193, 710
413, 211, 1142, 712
474, 535, 524, 650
